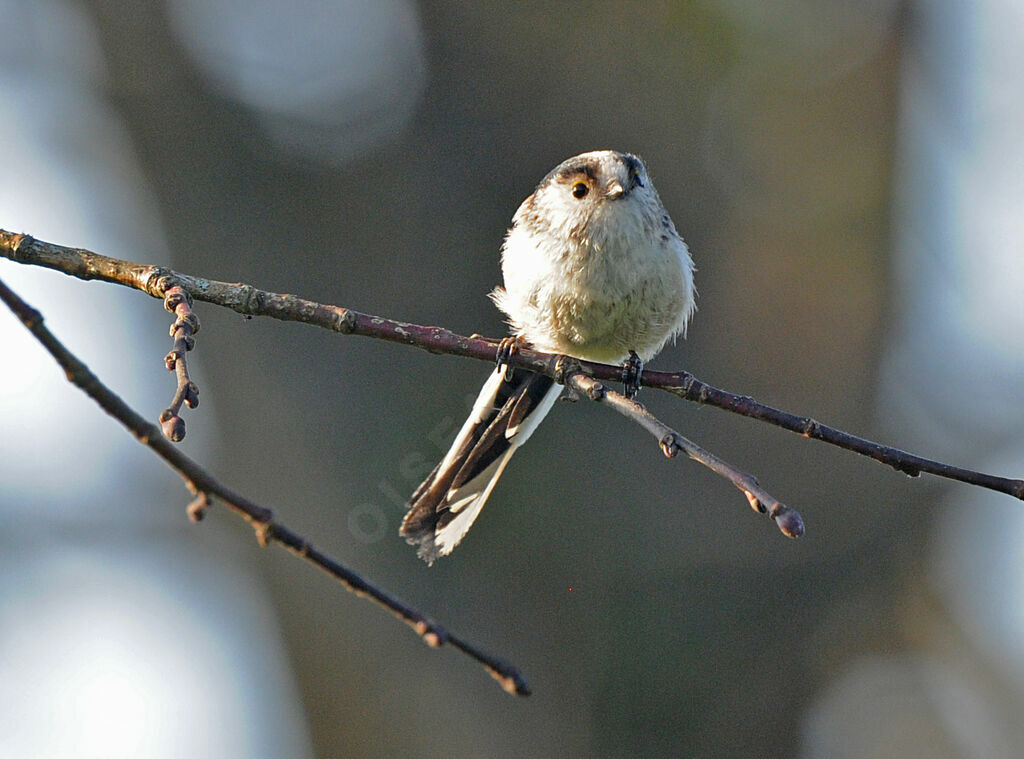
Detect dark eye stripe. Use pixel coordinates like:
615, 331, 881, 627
560, 165, 599, 183
538, 158, 600, 190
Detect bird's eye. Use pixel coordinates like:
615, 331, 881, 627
571, 181, 589, 199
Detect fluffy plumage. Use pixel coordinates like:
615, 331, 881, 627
401, 150, 696, 563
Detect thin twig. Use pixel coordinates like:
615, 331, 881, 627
0, 275, 529, 697
160, 285, 200, 441
640, 367, 1024, 498
560, 365, 805, 539
3, 228, 1023, 502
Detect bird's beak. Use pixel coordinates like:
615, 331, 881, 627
606, 180, 626, 199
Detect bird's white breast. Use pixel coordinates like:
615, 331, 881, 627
495, 195, 694, 363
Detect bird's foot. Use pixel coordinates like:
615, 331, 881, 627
621, 350, 643, 399
495, 336, 524, 380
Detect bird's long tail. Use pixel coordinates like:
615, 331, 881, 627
400, 366, 560, 564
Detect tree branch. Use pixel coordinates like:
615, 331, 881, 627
639, 368, 1024, 498
0, 275, 529, 697
4, 228, 1022, 504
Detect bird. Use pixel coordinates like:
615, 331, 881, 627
400, 150, 696, 564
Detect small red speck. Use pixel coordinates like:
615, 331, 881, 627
568, 587, 573, 592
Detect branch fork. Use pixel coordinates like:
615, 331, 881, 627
560, 369, 806, 539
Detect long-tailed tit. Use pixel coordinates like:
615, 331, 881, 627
401, 150, 696, 563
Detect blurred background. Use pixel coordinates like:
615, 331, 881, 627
2, 0, 1024, 756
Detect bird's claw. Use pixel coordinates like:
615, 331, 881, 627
495, 336, 523, 380
621, 350, 643, 399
